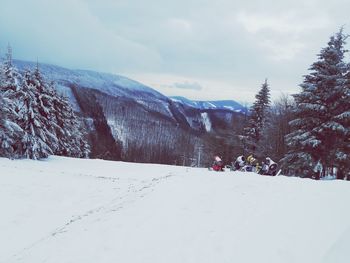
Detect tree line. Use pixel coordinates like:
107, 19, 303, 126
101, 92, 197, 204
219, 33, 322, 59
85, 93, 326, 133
240, 29, 350, 179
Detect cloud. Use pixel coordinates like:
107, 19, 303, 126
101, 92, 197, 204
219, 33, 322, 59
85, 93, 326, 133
236, 10, 330, 34
1, 0, 349, 102
236, 10, 331, 61
167, 18, 192, 33
128, 73, 259, 102
169, 81, 203, 91
0, 0, 162, 73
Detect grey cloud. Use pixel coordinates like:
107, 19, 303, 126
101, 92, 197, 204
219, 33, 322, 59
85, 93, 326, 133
0, 0, 162, 73
171, 81, 203, 91
1, 0, 350, 101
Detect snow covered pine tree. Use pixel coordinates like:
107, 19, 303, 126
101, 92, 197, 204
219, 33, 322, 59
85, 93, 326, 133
335, 54, 350, 179
19, 65, 90, 159
243, 79, 271, 158
0, 45, 24, 158
282, 28, 349, 178
19, 68, 57, 159
0, 93, 22, 157
0, 45, 90, 159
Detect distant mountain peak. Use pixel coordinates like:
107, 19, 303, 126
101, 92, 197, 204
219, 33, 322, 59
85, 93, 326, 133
170, 96, 247, 113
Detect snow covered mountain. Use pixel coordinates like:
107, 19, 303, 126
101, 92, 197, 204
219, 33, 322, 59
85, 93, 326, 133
14, 60, 165, 100
13, 60, 246, 163
1, 156, 350, 263
171, 96, 247, 113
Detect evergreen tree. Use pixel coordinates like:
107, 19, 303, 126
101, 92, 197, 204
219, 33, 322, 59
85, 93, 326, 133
243, 79, 271, 158
19, 69, 57, 159
0, 45, 22, 92
0, 45, 24, 157
50, 83, 90, 158
0, 44, 23, 111
0, 46, 89, 159
19, 66, 90, 159
282, 29, 348, 178
334, 63, 350, 179
0, 94, 22, 157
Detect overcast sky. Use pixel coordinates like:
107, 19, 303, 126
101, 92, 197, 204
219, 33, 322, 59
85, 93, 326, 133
1, 0, 350, 103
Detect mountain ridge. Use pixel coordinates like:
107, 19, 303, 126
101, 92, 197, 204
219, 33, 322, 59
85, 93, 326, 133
170, 96, 247, 113
14, 60, 245, 111
12, 59, 246, 164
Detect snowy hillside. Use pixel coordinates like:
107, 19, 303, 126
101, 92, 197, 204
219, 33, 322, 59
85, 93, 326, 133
171, 96, 247, 112
9, 59, 248, 164
14, 60, 166, 100
1, 156, 349, 263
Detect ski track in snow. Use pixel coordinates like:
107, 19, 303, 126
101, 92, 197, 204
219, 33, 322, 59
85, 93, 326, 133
0, 157, 176, 263
1, 156, 350, 263
11, 173, 174, 262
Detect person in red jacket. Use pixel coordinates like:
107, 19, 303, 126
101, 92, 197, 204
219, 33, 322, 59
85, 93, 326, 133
212, 156, 224, 171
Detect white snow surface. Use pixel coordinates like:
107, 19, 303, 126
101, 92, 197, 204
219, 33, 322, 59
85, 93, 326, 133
223, 106, 235, 110
201, 112, 212, 132
206, 102, 217, 108
106, 118, 127, 145
1, 156, 350, 263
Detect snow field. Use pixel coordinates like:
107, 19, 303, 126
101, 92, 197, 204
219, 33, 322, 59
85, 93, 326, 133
1, 156, 349, 263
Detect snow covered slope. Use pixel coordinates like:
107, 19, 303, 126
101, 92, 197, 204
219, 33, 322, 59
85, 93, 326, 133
14, 60, 166, 100
12, 60, 220, 133
171, 96, 247, 113
1, 156, 349, 263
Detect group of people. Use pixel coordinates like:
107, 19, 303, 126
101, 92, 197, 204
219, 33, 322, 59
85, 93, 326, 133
212, 154, 279, 176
